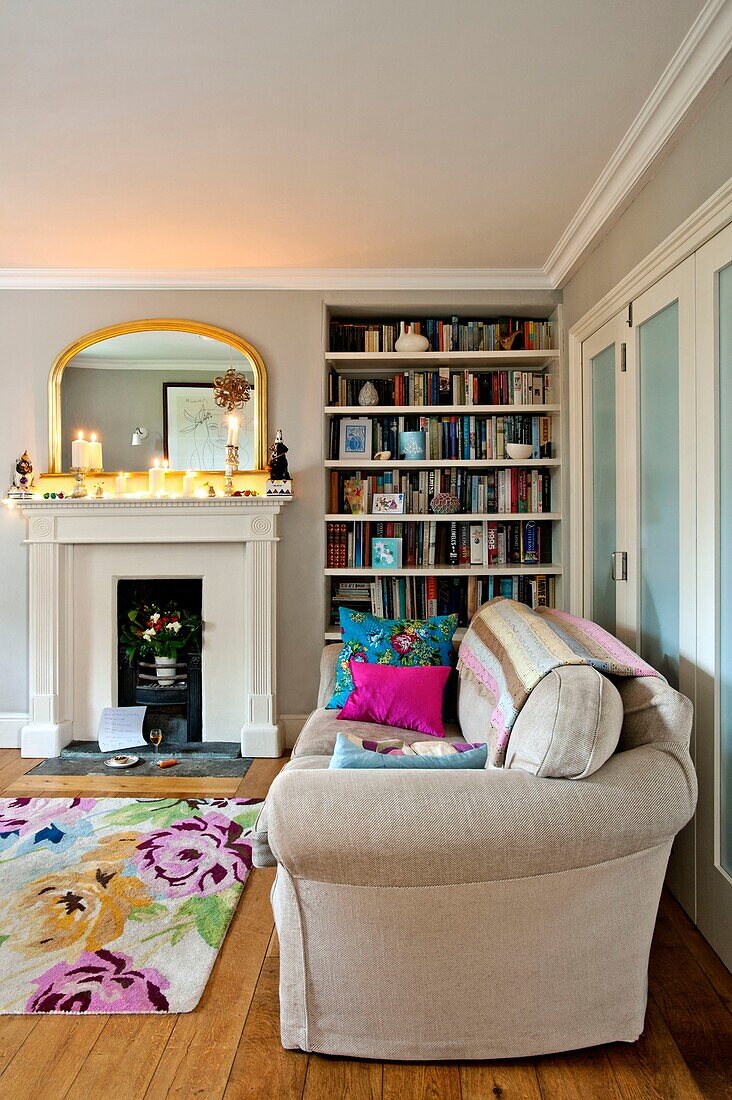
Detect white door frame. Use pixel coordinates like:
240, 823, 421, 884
581, 313, 630, 640
568, 177, 732, 613
695, 221, 732, 968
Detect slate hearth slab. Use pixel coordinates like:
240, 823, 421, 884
61, 740, 242, 760
28, 756, 253, 779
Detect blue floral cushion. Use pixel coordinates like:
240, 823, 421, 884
326, 607, 458, 710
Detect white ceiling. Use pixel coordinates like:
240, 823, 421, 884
0, 0, 708, 272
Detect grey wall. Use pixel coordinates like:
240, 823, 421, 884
563, 75, 732, 328
0, 287, 559, 719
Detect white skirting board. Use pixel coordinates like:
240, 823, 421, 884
0, 715, 27, 748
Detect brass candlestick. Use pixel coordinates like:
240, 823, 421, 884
224, 444, 239, 496
71, 466, 90, 498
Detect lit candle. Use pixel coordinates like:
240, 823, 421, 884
71, 431, 90, 469
87, 432, 103, 470
114, 472, 128, 496
227, 416, 239, 446
182, 470, 196, 496
148, 459, 165, 495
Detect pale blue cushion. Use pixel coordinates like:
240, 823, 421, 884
329, 734, 487, 770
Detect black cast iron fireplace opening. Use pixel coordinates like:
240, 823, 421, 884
117, 578, 203, 743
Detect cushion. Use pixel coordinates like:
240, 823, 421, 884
339, 661, 451, 737
504, 666, 624, 779
340, 733, 485, 757
457, 672, 497, 746
329, 734, 488, 770
292, 708, 465, 759
326, 608, 458, 709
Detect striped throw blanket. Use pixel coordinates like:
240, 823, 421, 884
457, 598, 660, 766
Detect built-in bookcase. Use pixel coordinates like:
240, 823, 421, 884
322, 307, 563, 640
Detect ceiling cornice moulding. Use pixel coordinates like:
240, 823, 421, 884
0, 267, 554, 291
544, 0, 732, 288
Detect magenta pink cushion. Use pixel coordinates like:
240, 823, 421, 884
337, 661, 450, 737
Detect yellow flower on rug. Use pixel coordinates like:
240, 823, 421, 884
8, 863, 153, 956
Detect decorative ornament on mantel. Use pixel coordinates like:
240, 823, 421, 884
213, 366, 252, 412
6, 450, 35, 499
394, 322, 429, 353
266, 428, 292, 497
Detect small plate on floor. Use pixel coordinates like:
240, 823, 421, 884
104, 754, 140, 768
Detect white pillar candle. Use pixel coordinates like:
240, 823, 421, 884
114, 472, 128, 496
227, 416, 239, 446
71, 432, 90, 469
148, 460, 165, 495
87, 432, 103, 470
182, 470, 196, 496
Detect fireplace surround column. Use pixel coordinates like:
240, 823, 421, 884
21, 516, 73, 756
242, 526, 282, 757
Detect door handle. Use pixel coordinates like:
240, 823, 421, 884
612, 551, 627, 581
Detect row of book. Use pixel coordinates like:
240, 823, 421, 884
326, 521, 554, 569
330, 574, 557, 624
329, 318, 554, 353
328, 414, 552, 462
328, 369, 554, 407
330, 468, 553, 515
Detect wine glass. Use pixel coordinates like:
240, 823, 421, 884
149, 728, 163, 757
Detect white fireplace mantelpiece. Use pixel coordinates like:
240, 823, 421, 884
18, 497, 290, 759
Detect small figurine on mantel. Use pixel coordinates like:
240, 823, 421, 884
7, 450, 35, 499
266, 428, 292, 496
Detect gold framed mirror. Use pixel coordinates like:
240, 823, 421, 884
48, 319, 268, 474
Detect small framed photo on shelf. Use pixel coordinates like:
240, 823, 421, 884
339, 418, 372, 461
372, 492, 404, 514
371, 537, 402, 569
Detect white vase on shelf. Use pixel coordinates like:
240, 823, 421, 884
394, 322, 429, 353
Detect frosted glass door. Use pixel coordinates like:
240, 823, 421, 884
696, 222, 732, 970
582, 314, 628, 639
630, 258, 696, 914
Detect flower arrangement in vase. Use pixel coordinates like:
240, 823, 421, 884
120, 602, 202, 681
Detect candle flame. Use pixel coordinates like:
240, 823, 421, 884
77, 431, 84, 440
162, 460, 169, 469
90, 432, 97, 442
228, 416, 239, 428
153, 459, 160, 468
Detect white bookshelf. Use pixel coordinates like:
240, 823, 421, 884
322, 307, 564, 638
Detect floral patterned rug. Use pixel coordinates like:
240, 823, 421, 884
0, 796, 263, 1013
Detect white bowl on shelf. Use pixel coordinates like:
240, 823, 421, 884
505, 443, 533, 460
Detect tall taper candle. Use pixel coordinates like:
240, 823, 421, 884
227, 416, 239, 446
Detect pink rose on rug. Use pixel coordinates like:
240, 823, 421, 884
131, 813, 252, 898
26, 949, 170, 1013
0, 797, 96, 838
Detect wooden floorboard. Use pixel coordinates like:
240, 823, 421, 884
460, 1062, 543, 1099
0, 750, 729, 1100
3, 774, 241, 798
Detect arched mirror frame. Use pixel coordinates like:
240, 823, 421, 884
48, 318, 268, 473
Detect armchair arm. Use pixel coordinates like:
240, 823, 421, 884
265, 741, 696, 887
